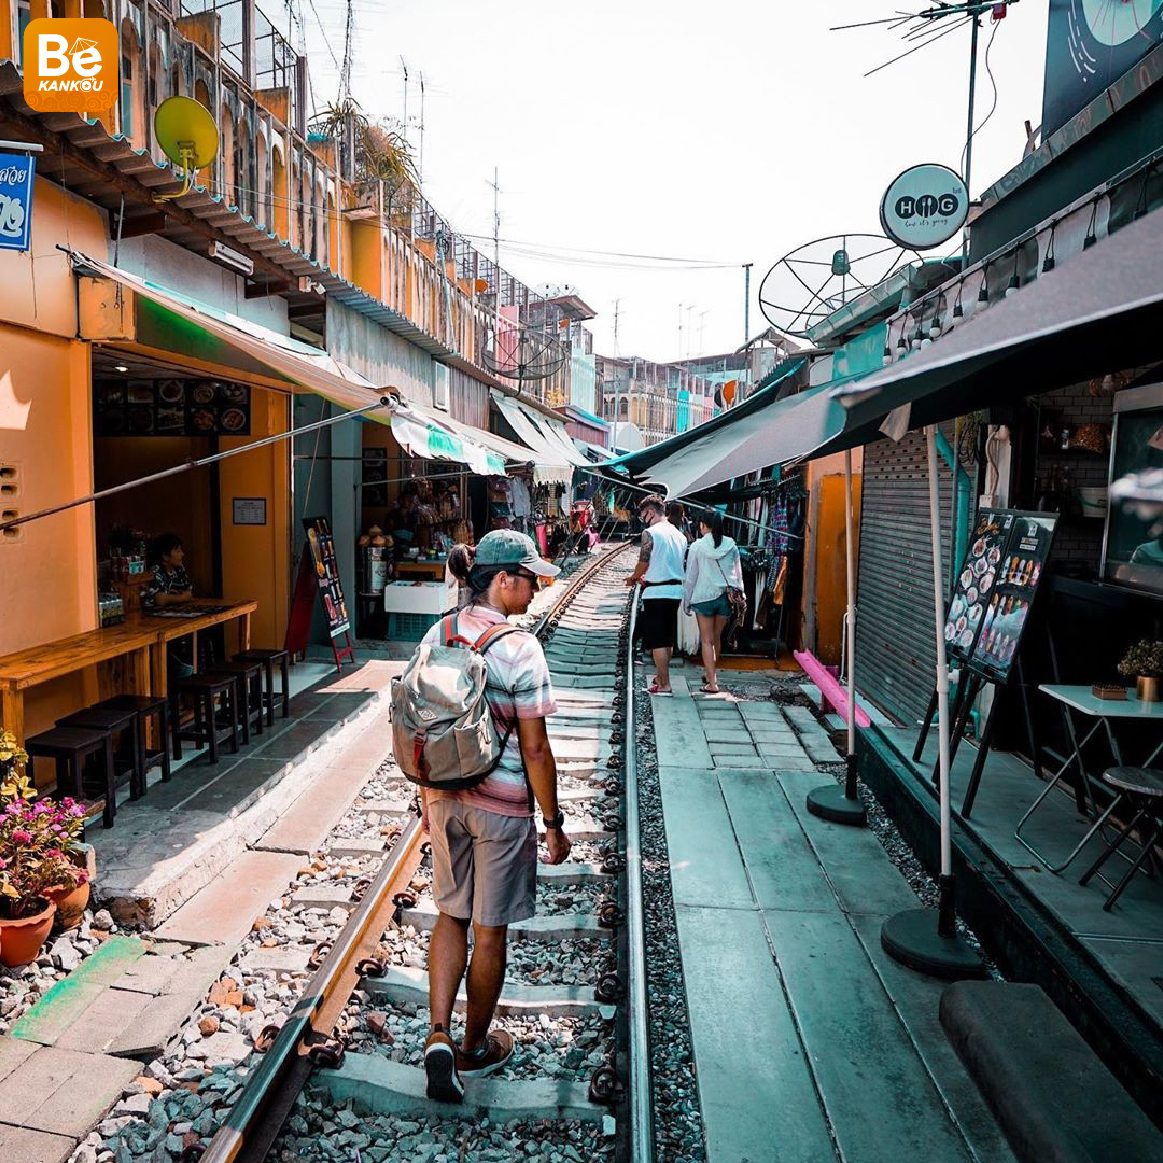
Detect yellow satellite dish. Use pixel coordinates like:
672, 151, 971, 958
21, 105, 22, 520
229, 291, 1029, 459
153, 96, 219, 200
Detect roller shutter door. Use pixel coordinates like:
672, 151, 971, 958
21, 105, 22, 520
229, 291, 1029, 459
855, 429, 957, 726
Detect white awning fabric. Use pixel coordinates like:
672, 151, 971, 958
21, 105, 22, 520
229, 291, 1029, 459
490, 392, 578, 485
70, 250, 516, 478
69, 250, 390, 414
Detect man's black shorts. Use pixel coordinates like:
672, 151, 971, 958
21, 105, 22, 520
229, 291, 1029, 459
640, 598, 680, 651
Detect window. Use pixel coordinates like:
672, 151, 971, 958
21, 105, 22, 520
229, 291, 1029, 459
15, 0, 31, 66
120, 52, 134, 139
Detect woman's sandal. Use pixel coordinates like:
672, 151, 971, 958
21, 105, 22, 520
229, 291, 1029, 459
700, 682, 720, 694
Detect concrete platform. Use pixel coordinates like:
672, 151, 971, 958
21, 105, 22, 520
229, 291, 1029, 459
91, 660, 400, 928
862, 724, 1163, 1126
653, 682, 1016, 1163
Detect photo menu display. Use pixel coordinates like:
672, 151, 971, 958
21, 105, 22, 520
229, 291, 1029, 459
95, 379, 251, 438
303, 516, 350, 638
945, 510, 1057, 681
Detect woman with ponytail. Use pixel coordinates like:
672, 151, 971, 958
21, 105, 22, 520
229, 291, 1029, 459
681, 510, 743, 694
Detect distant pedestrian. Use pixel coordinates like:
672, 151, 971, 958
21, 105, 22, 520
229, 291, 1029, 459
666, 499, 694, 544
682, 510, 743, 694
624, 494, 687, 696
419, 530, 572, 1104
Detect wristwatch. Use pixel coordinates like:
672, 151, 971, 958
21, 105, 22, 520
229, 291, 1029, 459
543, 809, 565, 831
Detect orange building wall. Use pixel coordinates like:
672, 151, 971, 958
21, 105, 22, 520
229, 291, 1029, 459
0, 180, 109, 739
218, 388, 291, 649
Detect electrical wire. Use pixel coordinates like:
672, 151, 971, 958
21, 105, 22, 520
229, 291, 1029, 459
461, 233, 740, 266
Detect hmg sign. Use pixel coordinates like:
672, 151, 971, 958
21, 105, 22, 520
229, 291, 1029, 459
0, 152, 36, 252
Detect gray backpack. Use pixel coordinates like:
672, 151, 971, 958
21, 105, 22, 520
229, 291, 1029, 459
390, 614, 518, 790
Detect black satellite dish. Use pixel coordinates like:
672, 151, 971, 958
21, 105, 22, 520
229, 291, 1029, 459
483, 327, 567, 382
757, 233, 912, 338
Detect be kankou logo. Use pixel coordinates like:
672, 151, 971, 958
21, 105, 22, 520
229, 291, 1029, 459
23, 18, 118, 114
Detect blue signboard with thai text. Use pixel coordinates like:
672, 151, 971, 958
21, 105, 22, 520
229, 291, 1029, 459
0, 151, 36, 252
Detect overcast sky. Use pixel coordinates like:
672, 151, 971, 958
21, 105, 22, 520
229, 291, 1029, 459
299, 0, 1049, 364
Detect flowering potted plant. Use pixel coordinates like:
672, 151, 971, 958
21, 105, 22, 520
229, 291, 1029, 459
0, 744, 90, 965
1117, 640, 1163, 703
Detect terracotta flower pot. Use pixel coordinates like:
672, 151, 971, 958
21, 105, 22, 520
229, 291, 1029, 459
47, 879, 90, 933
0, 899, 57, 968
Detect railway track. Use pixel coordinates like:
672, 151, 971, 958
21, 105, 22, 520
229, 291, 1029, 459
186, 543, 646, 1163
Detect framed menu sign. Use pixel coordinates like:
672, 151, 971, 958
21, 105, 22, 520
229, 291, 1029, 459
285, 516, 355, 670
944, 509, 1057, 681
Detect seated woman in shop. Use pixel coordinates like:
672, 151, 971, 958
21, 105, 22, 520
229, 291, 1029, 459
142, 533, 193, 608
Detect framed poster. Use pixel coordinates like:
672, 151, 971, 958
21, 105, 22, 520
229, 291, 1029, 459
232, 497, 267, 525
302, 516, 350, 637
93, 379, 251, 437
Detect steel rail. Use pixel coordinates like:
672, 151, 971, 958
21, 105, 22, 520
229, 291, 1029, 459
624, 584, 655, 1163
194, 542, 629, 1163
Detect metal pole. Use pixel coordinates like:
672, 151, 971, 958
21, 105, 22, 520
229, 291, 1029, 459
925, 424, 956, 935
844, 448, 858, 798
0, 398, 394, 534
963, 11, 980, 259
743, 263, 753, 349
493, 167, 501, 363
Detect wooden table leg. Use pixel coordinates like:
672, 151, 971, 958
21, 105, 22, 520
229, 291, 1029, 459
150, 642, 168, 702
239, 612, 251, 654
2, 687, 24, 749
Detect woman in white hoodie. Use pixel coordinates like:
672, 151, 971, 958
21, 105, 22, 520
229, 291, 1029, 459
682, 510, 743, 694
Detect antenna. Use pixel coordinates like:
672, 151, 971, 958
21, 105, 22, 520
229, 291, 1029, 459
339, 0, 354, 100
418, 71, 426, 186
153, 97, 219, 201
400, 57, 409, 145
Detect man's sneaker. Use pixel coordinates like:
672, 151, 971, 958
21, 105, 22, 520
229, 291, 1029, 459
456, 1029, 515, 1079
424, 1029, 464, 1104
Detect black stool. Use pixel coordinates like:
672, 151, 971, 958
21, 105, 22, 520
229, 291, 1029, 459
1079, 767, 1163, 912
233, 649, 291, 725
25, 726, 117, 828
205, 660, 265, 744
96, 694, 172, 789
171, 673, 240, 764
57, 706, 143, 801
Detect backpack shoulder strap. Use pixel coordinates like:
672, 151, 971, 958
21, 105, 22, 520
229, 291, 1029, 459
474, 623, 521, 657
442, 613, 459, 646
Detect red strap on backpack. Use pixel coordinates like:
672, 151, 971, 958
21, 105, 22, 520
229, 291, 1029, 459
442, 612, 519, 655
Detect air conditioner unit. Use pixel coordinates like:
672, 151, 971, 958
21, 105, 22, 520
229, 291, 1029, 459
433, 363, 450, 411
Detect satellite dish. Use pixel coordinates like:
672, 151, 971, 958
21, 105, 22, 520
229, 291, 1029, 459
483, 327, 567, 382
154, 97, 219, 201
757, 233, 912, 339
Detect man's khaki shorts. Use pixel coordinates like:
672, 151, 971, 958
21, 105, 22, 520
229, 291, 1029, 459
427, 799, 537, 927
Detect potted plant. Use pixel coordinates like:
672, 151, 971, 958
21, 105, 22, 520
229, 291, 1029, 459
1117, 640, 1163, 703
0, 760, 90, 965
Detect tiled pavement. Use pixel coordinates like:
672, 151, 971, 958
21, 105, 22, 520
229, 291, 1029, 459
650, 675, 1016, 1163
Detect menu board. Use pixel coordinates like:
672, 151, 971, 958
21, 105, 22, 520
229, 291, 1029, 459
303, 516, 350, 637
944, 509, 1057, 681
95, 379, 251, 437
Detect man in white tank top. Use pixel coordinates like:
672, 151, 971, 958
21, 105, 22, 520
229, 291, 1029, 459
624, 494, 687, 695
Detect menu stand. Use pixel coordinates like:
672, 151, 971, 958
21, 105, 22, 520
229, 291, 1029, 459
284, 517, 356, 672
913, 509, 1058, 818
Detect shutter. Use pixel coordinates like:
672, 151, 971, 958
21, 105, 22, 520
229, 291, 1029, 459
855, 428, 958, 726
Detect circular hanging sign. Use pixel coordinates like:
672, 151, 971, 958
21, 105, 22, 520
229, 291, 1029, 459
879, 163, 969, 251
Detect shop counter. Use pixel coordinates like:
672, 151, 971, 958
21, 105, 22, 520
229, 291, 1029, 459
0, 599, 257, 745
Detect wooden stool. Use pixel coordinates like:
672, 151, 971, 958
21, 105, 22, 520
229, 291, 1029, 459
1079, 767, 1163, 912
171, 673, 240, 764
96, 694, 172, 788
57, 705, 143, 801
233, 649, 291, 725
205, 660, 265, 744
25, 726, 116, 828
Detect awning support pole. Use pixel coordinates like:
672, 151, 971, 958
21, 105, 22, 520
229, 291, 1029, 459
804, 448, 867, 826
878, 425, 985, 980
0, 397, 394, 534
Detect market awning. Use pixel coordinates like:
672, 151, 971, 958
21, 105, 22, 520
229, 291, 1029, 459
68, 250, 390, 415
397, 400, 543, 475
389, 404, 505, 476
490, 392, 580, 485
601, 356, 807, 479
832, 206, 1163, 435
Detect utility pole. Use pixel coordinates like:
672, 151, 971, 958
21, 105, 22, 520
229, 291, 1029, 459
400, 57, 409, 145
493, 169, 502, 352
677, 303, 684, 363
418, 72, 426, 186
742, 262, 753, 349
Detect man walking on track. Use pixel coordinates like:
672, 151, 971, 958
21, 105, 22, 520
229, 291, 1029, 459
420, 530, 573, 1103
624, 493, 688, 696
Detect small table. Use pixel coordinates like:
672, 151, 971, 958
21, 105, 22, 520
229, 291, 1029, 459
1014, 685, 1163, 873
132, 599, 257, 699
